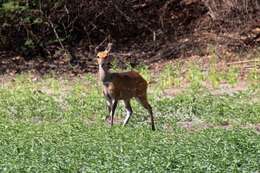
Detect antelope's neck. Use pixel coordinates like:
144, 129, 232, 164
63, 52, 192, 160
99, 64, 111, 83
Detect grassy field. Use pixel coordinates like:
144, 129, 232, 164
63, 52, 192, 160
0, 62, 259, 172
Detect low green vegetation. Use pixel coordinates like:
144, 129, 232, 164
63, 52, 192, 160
0, 123, 259, 172
0, 64, 259, 172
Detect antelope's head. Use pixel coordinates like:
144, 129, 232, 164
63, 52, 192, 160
97, 43, 113, 69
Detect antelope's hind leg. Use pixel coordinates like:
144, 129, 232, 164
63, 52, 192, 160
123, 100, 133, 126
137, 96, 155, 131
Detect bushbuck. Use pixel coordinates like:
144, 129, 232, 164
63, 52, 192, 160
97, 43, 155, 130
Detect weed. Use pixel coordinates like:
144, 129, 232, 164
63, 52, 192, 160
0, 72, 259, 172
136, 64, 152, 82
159, 63, 181, 89
186, 63, 204, 90
247, 67, 260, 89
225, 67, 240, 86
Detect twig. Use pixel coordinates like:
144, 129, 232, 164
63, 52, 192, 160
244, 65, 260, 69
227, 59, 260, 65
133, 3, 147, 9
48, 19, 65, 50
160, 0, 181, 29
112, 1, 155, 40
113, 4, 133, 23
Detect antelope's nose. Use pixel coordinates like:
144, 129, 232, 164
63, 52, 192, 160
97, 58, 101, 64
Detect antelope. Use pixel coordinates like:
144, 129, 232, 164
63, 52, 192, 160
96, 43, 155, 130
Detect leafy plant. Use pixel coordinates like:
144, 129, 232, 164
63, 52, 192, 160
187, 63, 204, 90
0, 73, 259, 172
159, 63, 181, 89
225, 67, 240, 86
0, 1, 26, 12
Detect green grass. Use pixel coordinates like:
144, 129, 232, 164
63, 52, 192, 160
0, 70, 259, 172
0, 123, 259, 172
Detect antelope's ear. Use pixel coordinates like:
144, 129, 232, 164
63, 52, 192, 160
97, 50, 109, 59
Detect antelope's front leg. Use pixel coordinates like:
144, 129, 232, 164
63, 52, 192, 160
105, 100, 112, 120
103, 91, 112, 120
110, 100, 118, 126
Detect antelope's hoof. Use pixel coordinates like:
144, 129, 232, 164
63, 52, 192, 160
105, 116, 112, 124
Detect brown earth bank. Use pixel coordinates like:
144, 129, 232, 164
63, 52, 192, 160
0, 0, 259, 75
